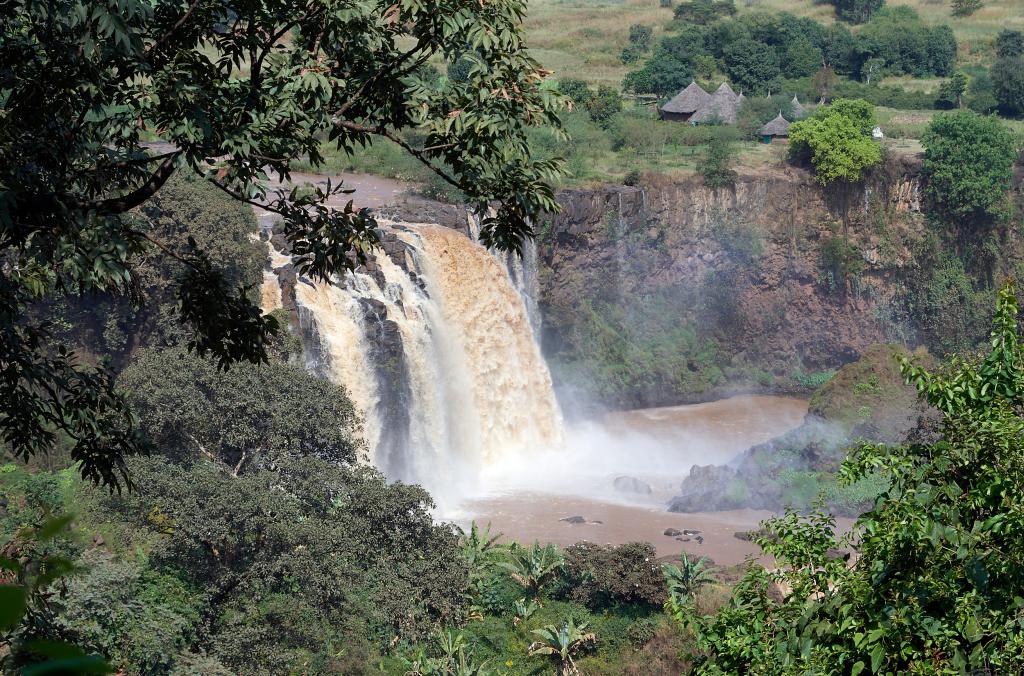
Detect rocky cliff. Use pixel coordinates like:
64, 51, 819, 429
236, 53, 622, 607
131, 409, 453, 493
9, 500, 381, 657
536, 158, 980, 411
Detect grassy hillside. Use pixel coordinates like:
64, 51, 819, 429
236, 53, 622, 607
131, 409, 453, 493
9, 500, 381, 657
525, 0, 1024, 86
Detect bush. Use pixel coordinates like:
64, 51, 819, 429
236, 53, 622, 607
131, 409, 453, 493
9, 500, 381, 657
559, 542, 667, 610
921, 110, 1016, 223
788, 98, 881, 185
697, 126, 739, 189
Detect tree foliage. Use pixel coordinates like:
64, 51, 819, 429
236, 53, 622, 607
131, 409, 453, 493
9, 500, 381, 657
992, 55, 1024, 117
0, 0, 565, 486
921, 110, 1016, 223
788, 98, 882, 185
829, 0, 884, 24
687, 282, 1024, 674
119, 346, 366, 473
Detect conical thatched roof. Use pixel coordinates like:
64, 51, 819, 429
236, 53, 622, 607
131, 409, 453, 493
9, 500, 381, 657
690, 82, 742, 124
661, 81, 712, 114
761, 112, 790, 137
791, 95, 806, 119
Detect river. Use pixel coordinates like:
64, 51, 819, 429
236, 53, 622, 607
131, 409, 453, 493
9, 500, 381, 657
453, 394, 836, 566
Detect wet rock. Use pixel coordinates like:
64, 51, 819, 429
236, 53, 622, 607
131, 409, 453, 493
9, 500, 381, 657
664, 528, 682, 537
560, 516, 586, 524
682, 529, 702, 536
695, 535, 704, 545
591, 520, 604, 525
668, 464, 743, 513
675, 537, 691, 542
613, 475, 652, 494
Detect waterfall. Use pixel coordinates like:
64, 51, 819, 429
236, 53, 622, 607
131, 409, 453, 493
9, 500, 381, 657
282, 221, 564, 507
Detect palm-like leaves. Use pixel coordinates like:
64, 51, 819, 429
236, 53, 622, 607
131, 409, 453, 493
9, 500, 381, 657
499, 541, 564, 599
403, 630, 492, 676
512, 597, 540, 626
459, 521, 503, 577
664, 551, 716, 609
528, 618, 596, 675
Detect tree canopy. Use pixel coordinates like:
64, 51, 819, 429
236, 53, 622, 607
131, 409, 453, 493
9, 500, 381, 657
0, 0, 565, 487
921, 110, 1016, 223
788, 98, 882, 185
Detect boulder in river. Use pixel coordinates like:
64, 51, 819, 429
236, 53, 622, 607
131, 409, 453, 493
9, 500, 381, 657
613, 475, 653, 494
560, 515, 586, 524
664, 528, 682, 537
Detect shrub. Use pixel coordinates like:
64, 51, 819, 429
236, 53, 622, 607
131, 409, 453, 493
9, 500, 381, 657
560, 542, 667, 610
697, 126, 739, 189
788, 98, 882, 185
921, 110, 1016, 223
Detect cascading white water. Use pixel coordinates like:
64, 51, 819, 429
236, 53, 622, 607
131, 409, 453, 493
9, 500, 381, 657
279, 221, 563, 508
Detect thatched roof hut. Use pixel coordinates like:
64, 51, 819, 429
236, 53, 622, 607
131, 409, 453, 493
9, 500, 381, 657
690, 82, 742, 124
791, 95, 806, 119
760, 112, 790, 143
660, 81, 712, 121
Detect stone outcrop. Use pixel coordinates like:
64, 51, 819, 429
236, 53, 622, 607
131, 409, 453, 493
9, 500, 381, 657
538, 162, 932, 409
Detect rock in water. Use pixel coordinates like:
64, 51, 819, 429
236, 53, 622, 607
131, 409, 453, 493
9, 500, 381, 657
560, 515, 586, 524
664, 528, 682, 537
613, 475, 653, 494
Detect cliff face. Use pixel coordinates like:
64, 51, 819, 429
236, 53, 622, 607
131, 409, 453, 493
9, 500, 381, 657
538, 162, 931, 411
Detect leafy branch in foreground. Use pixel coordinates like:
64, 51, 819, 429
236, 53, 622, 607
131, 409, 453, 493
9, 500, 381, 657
687, 281, 1024, 674
1, 0, 566, 485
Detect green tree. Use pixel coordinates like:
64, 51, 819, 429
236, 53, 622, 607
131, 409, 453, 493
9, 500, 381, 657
935, 72, 968, 109
687, 282, 1024, 673
584, 86, 623, 128
0, 0, 565, 487
558, 78, 594, 107
106, 455, 469, 671
921, 110, 1016, 222
788, 98, 882, 185
992, 55, 1024, 116
527, 618, 596, 676
951, 0, 983, 17
119, 346, 366, 472
723, 39, 782, 96
784, 39, 824, 79
831, 0, 884, 23
860, 57, 885, 85
995, 30, 1024, 58
623, 53, 693, 97
697, 127, 739, 189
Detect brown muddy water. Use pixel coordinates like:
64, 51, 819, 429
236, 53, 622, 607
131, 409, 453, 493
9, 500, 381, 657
454, 395, 846, 566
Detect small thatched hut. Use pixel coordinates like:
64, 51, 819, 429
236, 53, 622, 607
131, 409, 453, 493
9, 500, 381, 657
760, 112, 790, 143
660, 81, 712, 122
791, 95, 806, 119
690, 82, 742, 124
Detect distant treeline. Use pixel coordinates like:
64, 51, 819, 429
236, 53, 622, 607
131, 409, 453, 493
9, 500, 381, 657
625, 5, 956, 97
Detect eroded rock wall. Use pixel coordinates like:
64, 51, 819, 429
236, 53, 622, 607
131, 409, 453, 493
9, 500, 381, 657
538, 162, 929, 410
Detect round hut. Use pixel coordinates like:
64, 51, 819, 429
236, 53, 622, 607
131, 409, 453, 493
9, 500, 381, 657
660, 81, 712, 122
760, 112, 790, 144
690, 82, 742, 125
790, 95, 806, 119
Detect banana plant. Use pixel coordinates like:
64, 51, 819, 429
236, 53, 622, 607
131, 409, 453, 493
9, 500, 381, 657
512, 597, 540, 627
663, 551, 716, 615
459, 521, 503, 578
499, 541, 564, 600
527, 618, 596, 675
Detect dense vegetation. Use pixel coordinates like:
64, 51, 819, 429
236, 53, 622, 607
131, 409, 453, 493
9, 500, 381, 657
624, 6, 957, 97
